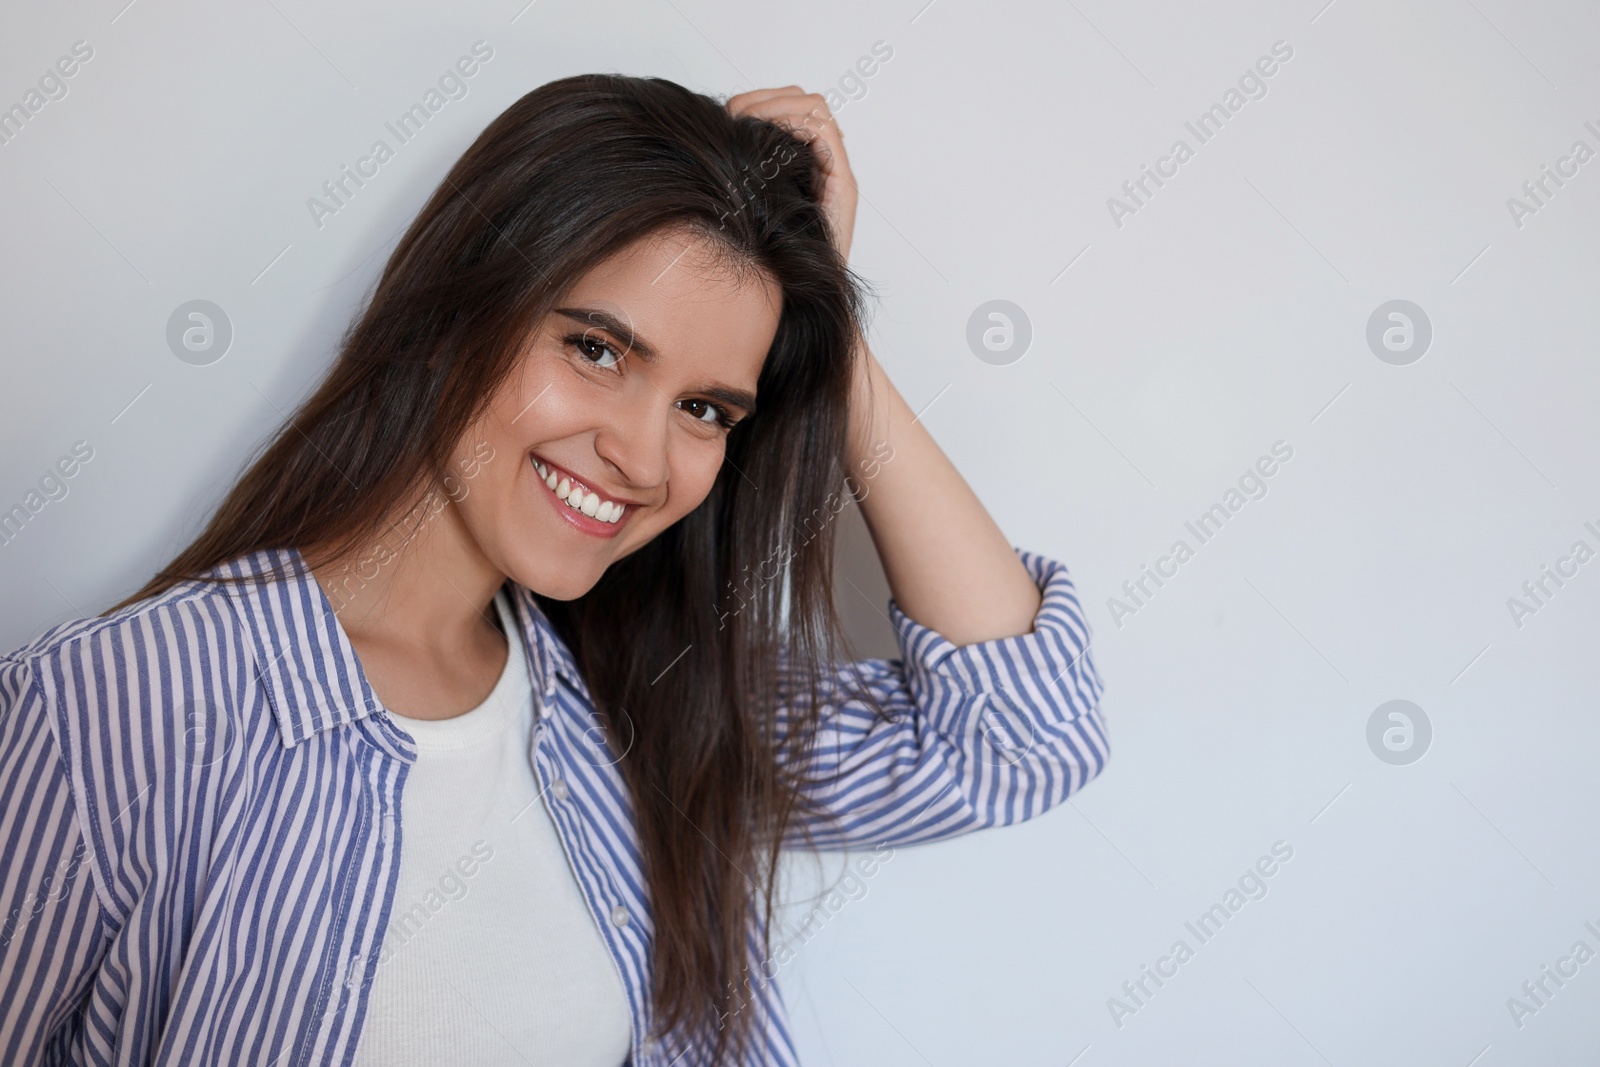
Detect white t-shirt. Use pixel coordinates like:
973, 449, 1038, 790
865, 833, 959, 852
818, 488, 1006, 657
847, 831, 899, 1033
352, 589, 633, 1067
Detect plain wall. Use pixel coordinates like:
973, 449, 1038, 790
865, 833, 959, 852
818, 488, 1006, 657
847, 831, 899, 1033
2, 0, 1596, 1063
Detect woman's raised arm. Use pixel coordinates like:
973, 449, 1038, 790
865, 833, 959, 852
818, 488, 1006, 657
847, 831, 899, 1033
846, 340, 1044, 646
726, 86, 1046, 646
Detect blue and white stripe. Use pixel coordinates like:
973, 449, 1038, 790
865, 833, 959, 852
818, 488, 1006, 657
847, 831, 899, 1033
0, 545, 1107, 1065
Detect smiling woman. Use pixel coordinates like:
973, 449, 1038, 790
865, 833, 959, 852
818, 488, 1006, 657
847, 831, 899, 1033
453, 227, 782, 594
0, 73, 1108, 1067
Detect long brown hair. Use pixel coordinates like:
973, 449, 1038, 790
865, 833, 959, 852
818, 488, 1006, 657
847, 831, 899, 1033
109, 73, 879, 1061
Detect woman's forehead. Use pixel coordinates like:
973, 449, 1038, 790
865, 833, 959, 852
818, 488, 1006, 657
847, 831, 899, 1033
555, 231, 780, 380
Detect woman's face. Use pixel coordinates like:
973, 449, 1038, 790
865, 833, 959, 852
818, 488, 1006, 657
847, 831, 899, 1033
450, 226, 782, 600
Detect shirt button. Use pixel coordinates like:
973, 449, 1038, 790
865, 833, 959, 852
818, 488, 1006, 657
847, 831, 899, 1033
610, 903, 630, 927
550, 777, 569, 800
640, 1036, 659, 1055
344, 953, 367, 990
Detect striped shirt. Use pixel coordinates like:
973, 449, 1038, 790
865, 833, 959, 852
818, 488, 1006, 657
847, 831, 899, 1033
0, 544, 1108, 1066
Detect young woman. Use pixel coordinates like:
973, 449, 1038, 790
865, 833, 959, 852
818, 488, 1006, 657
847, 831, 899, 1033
0, 75, 1108, 1066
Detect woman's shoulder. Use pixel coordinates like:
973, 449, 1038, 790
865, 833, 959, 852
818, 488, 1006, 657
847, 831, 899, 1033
0, 558, 291, 930
3, 549, 293, 710
7, 576, 226, 678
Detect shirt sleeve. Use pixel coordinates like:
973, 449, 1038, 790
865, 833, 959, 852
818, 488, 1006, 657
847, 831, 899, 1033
778, 547, 1110, 852
0, 653, 111, 1064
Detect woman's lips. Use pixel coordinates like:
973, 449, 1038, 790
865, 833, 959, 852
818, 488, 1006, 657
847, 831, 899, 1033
530, 454, 631, 538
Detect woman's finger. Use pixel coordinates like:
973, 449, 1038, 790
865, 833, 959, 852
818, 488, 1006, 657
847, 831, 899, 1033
725, 86, 806, 115
725, 87, 857, 261
737, 95, 839, 146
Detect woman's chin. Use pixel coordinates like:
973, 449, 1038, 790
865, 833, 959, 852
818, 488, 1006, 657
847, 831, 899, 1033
511, 560, 605, 601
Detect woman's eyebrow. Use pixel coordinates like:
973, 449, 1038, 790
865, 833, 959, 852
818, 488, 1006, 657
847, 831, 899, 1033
555, 306, 658, 362
702, 384, 757, 415
554, 305, 757, 414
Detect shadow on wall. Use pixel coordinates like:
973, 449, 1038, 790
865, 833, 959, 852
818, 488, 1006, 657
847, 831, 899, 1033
831, 495, 898, 662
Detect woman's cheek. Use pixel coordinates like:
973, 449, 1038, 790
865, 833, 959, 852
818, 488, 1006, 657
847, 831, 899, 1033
676, 446, 727, 515
511, 375, 595, 440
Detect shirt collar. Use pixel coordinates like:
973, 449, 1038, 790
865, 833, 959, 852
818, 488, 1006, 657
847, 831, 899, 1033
212, 546, 584, 750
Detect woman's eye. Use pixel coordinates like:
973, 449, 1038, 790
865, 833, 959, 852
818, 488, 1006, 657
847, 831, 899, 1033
679, 398, 732, 428
567, 333, 622, 370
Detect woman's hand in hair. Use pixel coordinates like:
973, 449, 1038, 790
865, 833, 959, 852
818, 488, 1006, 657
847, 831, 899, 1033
733, 84, 1040, 646
725, 86, 857, 263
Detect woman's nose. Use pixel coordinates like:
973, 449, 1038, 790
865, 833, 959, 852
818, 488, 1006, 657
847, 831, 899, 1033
592, 387, 670, 491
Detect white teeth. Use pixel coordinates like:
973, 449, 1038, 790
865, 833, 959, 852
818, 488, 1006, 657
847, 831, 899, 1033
536, 457, 628, 523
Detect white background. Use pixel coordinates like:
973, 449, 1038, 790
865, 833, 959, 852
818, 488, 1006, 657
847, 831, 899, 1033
3, 0, 1598, 1063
